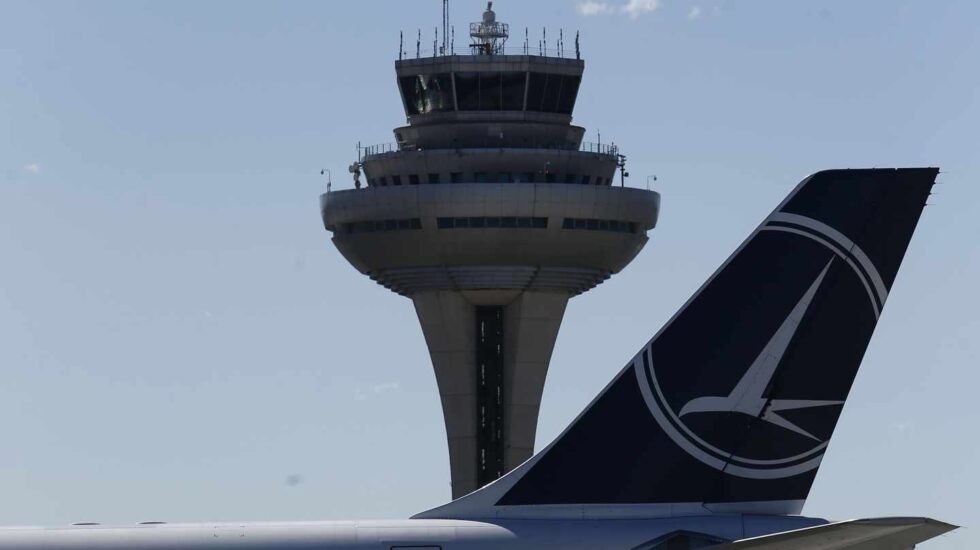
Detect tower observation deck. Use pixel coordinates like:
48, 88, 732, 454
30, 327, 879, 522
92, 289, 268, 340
321, 2, 660, 499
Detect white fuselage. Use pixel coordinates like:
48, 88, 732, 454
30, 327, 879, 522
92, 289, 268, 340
0, 515, 825, 550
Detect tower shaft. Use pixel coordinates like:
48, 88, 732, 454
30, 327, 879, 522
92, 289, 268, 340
415, 291, 567, 495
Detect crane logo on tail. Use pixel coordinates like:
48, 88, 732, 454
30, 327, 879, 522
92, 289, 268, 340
635, 211, 888, 480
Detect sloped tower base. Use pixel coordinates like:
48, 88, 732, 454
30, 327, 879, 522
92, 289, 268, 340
414, 290, 567, 497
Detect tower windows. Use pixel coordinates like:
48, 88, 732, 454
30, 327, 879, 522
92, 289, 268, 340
399, 73, 454, 115
368, 172, 614, 187
399, 70, 579, 115
454, 72, 528, 111
478, 72, 502, 111
562, 218, 639, 234
501, 72, 527, 110
454, 72, 481, 111
338, 218, 422, 234
437, 217, 548, 229
526, 73, 582, 114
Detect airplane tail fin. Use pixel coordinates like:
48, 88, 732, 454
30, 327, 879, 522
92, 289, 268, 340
417, 168, 937, 519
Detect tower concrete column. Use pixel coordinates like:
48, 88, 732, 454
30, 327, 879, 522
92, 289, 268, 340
501, 292, 568, 470
413, 290, 568, 499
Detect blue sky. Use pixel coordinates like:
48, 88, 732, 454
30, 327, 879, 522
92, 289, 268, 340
1, 1, 976, 547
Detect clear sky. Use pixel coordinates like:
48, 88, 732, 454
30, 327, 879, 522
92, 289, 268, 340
0, 1, 976, 548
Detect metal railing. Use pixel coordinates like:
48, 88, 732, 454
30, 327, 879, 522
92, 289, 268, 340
401, 45, 581, 60
363, 143, 399, 157
361, 140, 618, 158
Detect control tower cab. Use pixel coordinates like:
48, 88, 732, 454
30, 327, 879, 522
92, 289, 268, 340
321, 2, 660, 499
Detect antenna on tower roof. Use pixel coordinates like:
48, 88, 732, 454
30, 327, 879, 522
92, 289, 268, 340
441, 0, 450, 54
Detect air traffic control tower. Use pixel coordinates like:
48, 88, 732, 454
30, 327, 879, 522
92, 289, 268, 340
321, 2, 660, 499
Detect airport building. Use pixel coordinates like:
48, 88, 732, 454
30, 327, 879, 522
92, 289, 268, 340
321, 2, 660, 499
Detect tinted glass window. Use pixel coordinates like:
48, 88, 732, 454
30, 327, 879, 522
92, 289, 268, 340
450, 172, 463, 183
455, 72, 480, 111
391, 175, 402, 186
479, 73, 501, 110
399, 76, 420, 115
556, 75, 581, 114
527, 72, 548, 111
436, 217, 548, 230
501, 72, 527, 110
525, 73, 580, 114
399, 73, 454, 115
409, 174, 420, 185
542, 74, 562, 113
428, 173, 441, 184
454, 72, 527, 111
561, 218, 641, 234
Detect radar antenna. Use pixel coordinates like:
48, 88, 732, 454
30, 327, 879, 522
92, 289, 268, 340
470, 2, 509, 55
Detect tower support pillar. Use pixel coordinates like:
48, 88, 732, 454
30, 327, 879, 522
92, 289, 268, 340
413, 290, 568, 499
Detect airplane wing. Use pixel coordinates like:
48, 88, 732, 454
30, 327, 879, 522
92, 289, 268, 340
714, 517, 957, 549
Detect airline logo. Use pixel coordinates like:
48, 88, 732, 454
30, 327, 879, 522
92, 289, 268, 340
635, 211, 887, 480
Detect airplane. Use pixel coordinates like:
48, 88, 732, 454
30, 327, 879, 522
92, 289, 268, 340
0, 168, 956, 549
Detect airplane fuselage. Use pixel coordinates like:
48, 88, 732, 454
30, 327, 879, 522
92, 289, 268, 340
0, 515, 825, 550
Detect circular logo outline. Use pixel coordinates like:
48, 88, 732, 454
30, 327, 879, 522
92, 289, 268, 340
634, 213, 886, 479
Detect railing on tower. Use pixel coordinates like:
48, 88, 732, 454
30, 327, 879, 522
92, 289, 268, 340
400, 0, 580, 60
362, 141, 619, 158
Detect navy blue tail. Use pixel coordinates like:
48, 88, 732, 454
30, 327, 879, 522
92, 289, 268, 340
476, 169, 937, 514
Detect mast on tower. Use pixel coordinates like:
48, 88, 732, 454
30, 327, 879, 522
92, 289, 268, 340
470, 2, 509, 55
